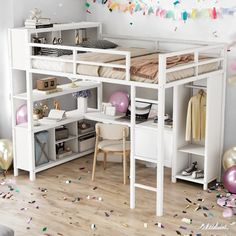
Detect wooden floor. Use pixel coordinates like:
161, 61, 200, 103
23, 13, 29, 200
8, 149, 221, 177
0, 155, 235, 236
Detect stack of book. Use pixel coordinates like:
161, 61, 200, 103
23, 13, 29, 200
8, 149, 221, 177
24, 18, 53, 29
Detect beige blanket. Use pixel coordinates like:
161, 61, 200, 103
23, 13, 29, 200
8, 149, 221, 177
113, 53, 196, 80
76, 47, 155, 76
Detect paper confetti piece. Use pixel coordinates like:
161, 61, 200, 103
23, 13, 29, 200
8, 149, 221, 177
179, 225, 187, 230
91, 224, 96, 230
181, 218, 192, 224
143, 223, 148, 228
185, 198, 192, 204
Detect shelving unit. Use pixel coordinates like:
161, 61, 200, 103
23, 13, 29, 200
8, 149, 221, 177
9, 22, 102, 180
172, 77, 225, 190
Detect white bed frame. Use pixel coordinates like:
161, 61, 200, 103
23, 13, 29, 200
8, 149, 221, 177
9, 23, 227, 216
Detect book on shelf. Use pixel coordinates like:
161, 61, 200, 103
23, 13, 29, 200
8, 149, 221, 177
25, 23, 54, 29
25, 17, 51, 25
41, 109, 66, 123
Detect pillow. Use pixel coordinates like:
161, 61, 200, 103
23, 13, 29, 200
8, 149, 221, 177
79, 39, 118, 49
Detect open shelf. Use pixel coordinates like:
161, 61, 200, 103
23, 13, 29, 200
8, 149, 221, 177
175, 173, 204, 184
178, 144, 205, 156
14, 110, 84, 133
13, 81, 99, 102
55, 135, 77, 144
35, 148, 94, 173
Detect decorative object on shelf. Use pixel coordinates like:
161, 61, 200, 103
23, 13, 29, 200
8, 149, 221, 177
25, 8, 53, 29
33, 114, 40, 126
223, 147, 236, 170
73, 90, 91, 113
223, 166, 236, 194
32, 36, 46, 55
75, 28, 87, 45
56, 146, 72, 159
70, 79, 78, 88
36, 77, 57, 91
109, 91, 129, 113
102, 102, 116, 116
56, 142, 65, 155
53, 99, 61, 110
42, 109, 66, 123
16, 104, 28, 125
0, 139, 13, 172
33, 102, 48, 119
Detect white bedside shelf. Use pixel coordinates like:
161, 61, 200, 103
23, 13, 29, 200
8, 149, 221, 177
13, 81, 99, 102
175, 173, 204, 184
178, 144, 205, 156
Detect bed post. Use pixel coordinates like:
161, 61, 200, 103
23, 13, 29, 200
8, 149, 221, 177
125, 52, 131, 81
218, 45, 227, 181
130, 85, 136, 209
156, 54, 166, 216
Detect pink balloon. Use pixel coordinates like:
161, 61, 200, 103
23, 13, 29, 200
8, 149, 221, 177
223, 166, 236, 194
16, 104, 28, 125
109, 91, 129, 113
230, 61, 236, 71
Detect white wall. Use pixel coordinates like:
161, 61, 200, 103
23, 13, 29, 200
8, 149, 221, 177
0, 0, 14, 139
0, 0, 86, 139
87, 0, 236, 150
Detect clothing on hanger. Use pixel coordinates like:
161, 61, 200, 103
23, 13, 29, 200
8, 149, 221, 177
185, 89, 206, 141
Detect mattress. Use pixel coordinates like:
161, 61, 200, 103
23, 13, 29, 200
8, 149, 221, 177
32, 47, 219, 84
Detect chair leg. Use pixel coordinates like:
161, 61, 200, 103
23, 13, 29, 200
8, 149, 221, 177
103, 152, 107, 170
123, 151, 127, 185
92, 148, 98, 181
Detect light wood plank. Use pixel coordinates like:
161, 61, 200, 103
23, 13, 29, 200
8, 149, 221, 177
0, 155, 234, 236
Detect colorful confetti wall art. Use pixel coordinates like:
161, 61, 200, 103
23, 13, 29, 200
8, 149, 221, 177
89, 0, 236, 21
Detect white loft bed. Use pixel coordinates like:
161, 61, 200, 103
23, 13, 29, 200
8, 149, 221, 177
10, 25, 227, 217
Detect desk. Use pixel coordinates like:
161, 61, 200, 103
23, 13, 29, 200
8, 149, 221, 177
84, 111, 131, 127
84, 111, 173, 168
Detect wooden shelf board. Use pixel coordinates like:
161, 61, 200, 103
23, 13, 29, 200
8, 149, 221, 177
13, 81, 99, 102
35, 149, 94, 173
175, 174, 204, 184
178, 144, 205, 156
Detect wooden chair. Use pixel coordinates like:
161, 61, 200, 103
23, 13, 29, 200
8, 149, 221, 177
91, 123, 130, 184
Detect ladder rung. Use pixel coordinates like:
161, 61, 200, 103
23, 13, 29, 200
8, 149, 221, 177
134, 183, 157, 192
134, 155, 157, 163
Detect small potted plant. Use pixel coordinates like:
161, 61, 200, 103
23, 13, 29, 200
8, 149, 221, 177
33, 102, 48, 119
73, 90, 91, 114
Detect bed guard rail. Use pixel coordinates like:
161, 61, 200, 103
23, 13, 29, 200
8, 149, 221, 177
28, 43, 131, 81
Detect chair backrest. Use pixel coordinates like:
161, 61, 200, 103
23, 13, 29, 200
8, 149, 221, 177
96, 123, 129, 140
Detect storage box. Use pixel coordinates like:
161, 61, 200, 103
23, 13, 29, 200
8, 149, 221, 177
78, 119, 95, 134
78, 133, 95, 152
55, 126, 69, 141
35, 131, 49, 166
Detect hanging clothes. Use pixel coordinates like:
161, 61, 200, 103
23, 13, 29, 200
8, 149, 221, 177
185, 90, 206, 141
